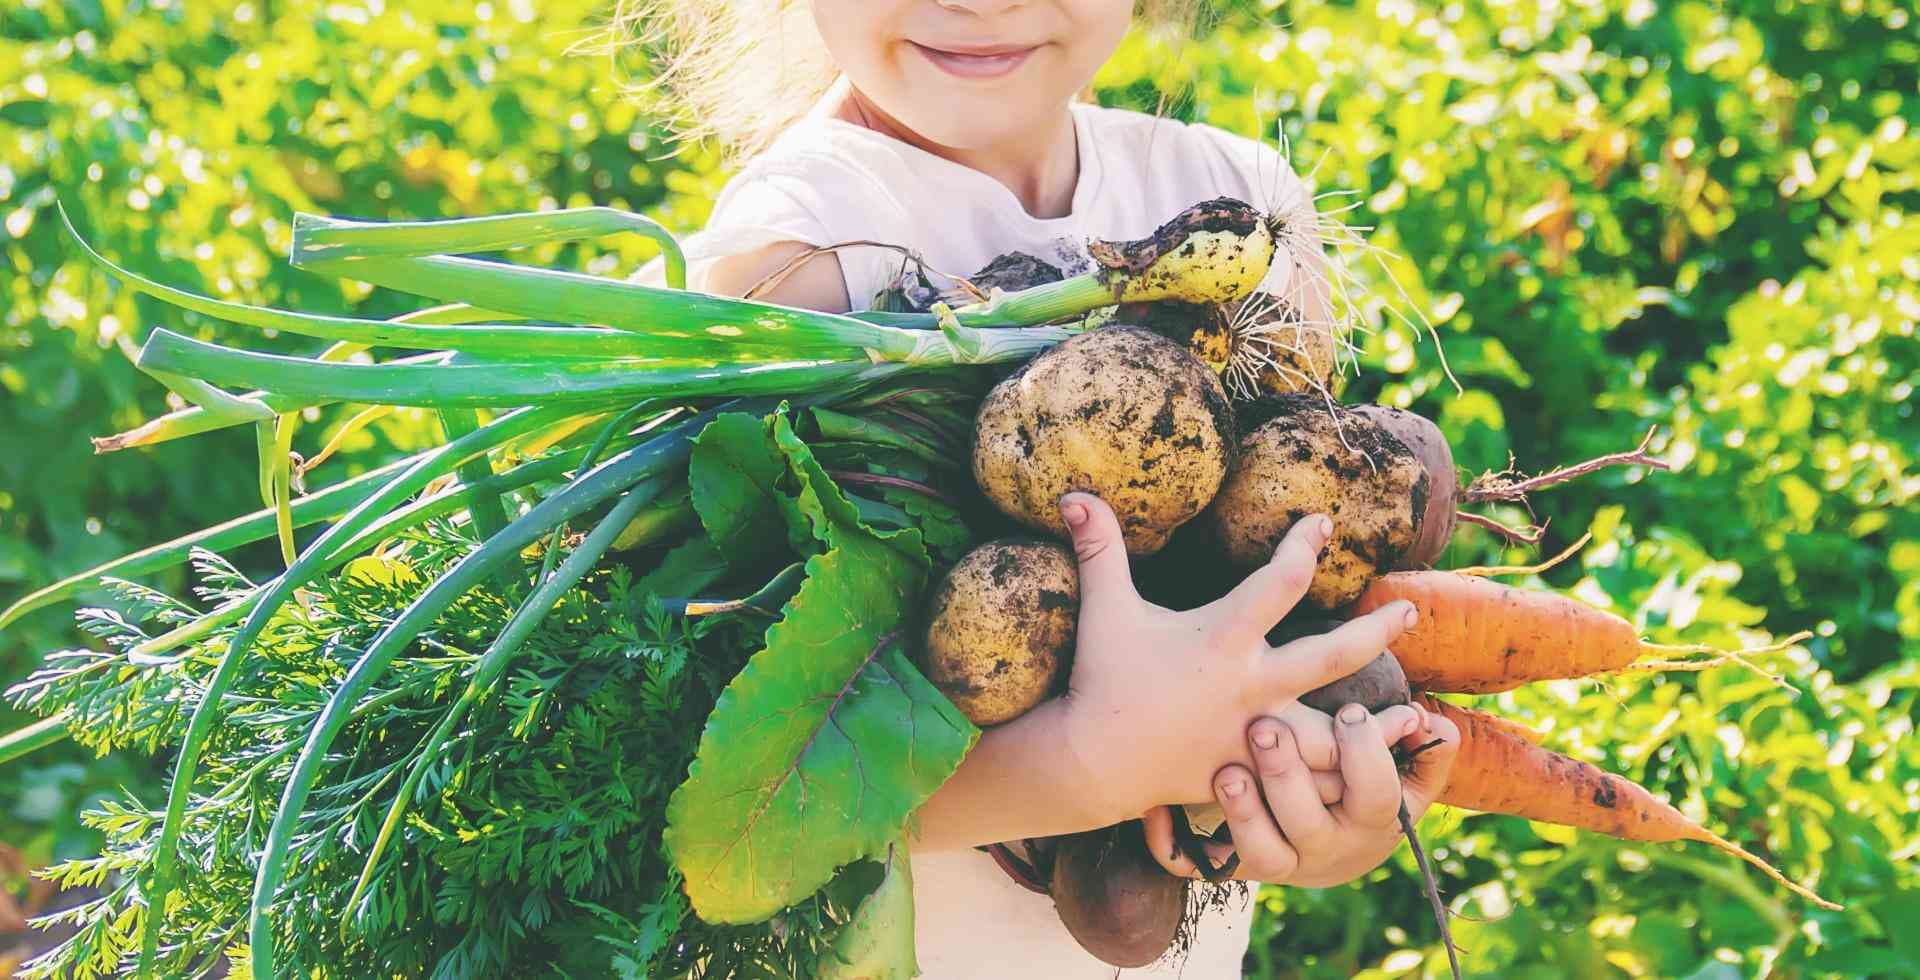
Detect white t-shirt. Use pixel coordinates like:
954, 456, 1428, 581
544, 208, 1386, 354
682, 102, 1307, 979
680, 101, 1307, 312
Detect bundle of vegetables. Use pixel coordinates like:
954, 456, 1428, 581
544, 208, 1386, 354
0, 198, 1282, 978
0, 189, 1836, 980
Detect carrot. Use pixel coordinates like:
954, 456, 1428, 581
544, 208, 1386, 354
1415, 692, 1546, 745
1420, 696, 1840, 910
1351, 570, 1802, 694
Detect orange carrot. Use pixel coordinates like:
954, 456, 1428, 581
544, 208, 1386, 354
1420, 696, 1840, 909
1416, 692, 1545, 745
1352, 570, 1800, 694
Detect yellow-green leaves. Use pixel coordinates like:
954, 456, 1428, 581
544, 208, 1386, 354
664, 412, 977, 924
821, 843, 919, 980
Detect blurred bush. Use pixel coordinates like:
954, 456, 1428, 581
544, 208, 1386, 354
0, 0, 1914, 976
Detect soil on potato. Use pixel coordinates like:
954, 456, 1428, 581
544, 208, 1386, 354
1087, 198, 1264, 280
919, 539, 1078, 725
969, 251, 1066, 295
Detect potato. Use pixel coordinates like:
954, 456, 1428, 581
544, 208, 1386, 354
972, 326, 1236, 555
918, 539, 1078, 726
1206, 394, 1429, 608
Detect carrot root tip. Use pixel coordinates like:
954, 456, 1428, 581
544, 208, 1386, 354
1697, 830, 1844, 911
1639, 630, 1811, 693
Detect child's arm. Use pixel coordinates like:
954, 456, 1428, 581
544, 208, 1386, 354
699, 241, 853, 312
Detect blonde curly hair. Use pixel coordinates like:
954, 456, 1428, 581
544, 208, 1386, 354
587, 1, 1209, 162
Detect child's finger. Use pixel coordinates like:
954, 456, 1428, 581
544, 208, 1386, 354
1058, 492, 1139, 616
1203, 513, 1331, 639
1213, 763, 1298, 882
1271, 702, 1339, 770
1260, 601, 1415, 700
1374, 704, 1422, 742
1140, 805, 1202, 878
1397, 713, 1462, 814
1330, 705, 1403, 829
1251, 720, 1338, 853
1312, 771, 1344, 805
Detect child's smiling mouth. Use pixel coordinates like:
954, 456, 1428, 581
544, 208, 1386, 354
908, 40, 1038, 79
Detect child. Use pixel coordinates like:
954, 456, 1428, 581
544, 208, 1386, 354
622, 1, 1461, 975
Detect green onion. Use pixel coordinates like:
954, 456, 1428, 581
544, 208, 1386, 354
291, 206, 689, 289
136, 328, 910, 407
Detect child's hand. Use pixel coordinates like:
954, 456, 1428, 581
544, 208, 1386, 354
1038, 491, 1420, 827
1140, 705, 1461, 887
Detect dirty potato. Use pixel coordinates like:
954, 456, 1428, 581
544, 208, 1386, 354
1206, 394, 1428, 608
919, 539, 1079, 726
972, 326, 1236, 555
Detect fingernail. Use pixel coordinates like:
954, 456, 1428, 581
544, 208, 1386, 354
1222, 778, 1248, 799
1252, 727, 1279, 749
1340, 704, 1367, 725
1061, 501, 1088, 528
1414, 703, 1431, 732
1399, 601, 1419, 627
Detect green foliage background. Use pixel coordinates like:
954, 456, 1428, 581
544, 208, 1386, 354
0, 0, 1913, 976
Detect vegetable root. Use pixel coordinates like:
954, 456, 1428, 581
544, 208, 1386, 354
1350, 570, 1798, 693
1454, 532, 1590, 578
1459, 427, 1668, 505
1420, 696, 1841, 910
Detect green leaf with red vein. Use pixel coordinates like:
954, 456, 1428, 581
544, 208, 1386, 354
663, 413, 977, 923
